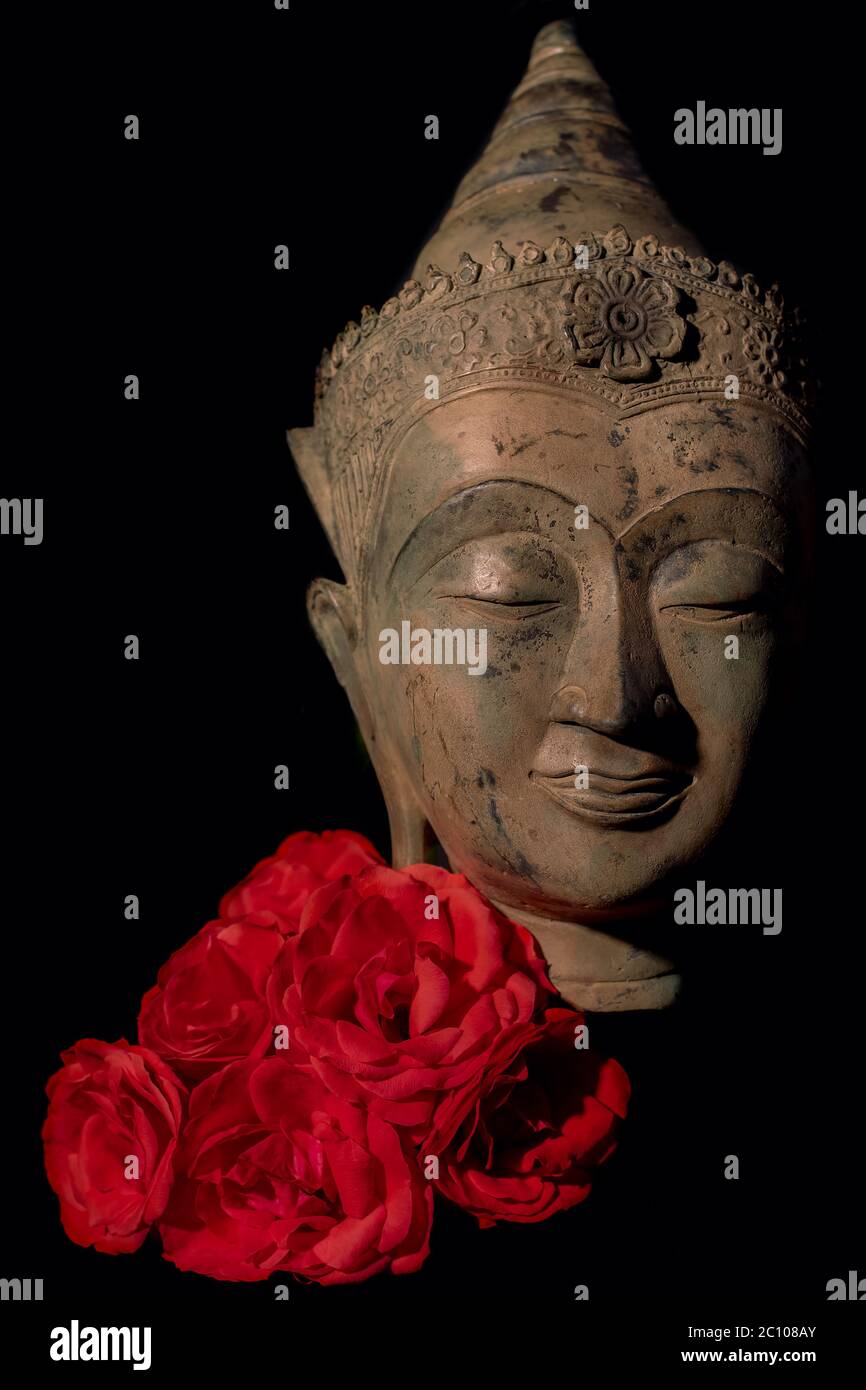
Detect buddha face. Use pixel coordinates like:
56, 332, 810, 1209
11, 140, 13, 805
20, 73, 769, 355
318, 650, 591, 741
329, 386, 809, 1005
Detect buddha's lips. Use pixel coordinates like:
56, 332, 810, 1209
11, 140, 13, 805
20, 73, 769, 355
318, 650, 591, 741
530, 768, 693, 825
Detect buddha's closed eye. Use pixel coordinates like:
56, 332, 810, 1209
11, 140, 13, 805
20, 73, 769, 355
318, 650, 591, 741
418, 532, 574, 620
441, 595, 562, 622
657, 597, 771, 624
651, 540, 783, 625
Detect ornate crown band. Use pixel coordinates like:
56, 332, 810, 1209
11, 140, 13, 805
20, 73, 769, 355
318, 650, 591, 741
309, 223, 811, 585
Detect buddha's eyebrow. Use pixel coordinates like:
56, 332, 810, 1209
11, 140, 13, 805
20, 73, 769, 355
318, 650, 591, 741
613, 485, 789, 548
388, 479, 581, 580
651, 540, 786, 579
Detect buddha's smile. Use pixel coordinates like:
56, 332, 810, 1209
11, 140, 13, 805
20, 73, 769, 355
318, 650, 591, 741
531, 726, 694, 825
531, 766, 693, 827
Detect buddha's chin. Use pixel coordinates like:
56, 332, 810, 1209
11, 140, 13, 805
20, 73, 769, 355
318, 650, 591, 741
554, 972, 682, 1012
456, 854, 687, 924
439, 824, 715, 1009
484, 897, 683, 1013
437, 797, 725, 920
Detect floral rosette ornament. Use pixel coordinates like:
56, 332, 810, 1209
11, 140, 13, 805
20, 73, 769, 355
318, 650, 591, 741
43, 831, 630, 1285
561, 262, 685, 381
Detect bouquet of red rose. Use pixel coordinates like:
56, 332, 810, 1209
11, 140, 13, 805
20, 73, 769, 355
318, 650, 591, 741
43, 832, 630, 1285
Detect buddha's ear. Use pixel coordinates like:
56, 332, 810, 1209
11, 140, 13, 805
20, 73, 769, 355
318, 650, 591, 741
306, 578, 374, 744
306, 577, 430, 865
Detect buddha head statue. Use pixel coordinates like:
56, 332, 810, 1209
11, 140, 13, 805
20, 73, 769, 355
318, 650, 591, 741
288, 20, 813, 1012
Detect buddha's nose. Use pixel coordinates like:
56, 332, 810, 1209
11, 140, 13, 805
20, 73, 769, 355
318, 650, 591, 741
550, 678, 679, 738
549, 584, 677, 737
549, 681, 644, 736
549, 684, 592, 723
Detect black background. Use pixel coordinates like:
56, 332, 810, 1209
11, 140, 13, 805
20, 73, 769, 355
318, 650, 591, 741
4, 0, 864, 1326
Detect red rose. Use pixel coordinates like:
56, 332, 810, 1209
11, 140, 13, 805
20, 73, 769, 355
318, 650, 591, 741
429, 1008, 630, 1226
159, 1055, 432, 1284
43, 1039, 186, 1254
266, 862, 553, 1141
219, 829, 384, 931
46, 826, 633, 1283
138, 917, 282, 1082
